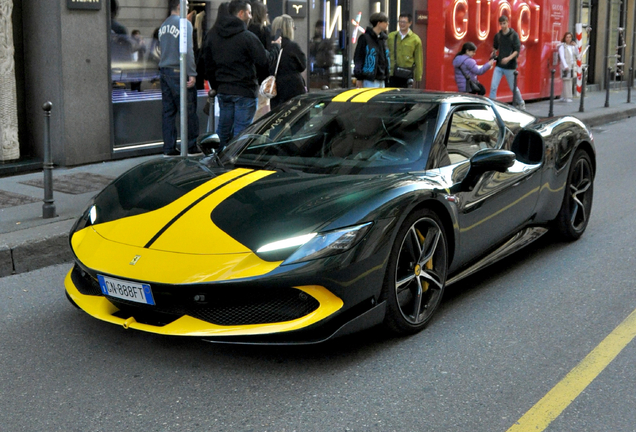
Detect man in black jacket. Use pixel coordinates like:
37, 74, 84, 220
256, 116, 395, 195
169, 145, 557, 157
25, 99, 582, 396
353, 12, 390, 88
489, 15, 525, 110
203, 0, 281, 148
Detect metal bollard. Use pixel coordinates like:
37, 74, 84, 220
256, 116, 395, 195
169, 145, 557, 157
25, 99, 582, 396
628, 67, 633, 103
549, 69, 555, 117
579, 66, 588, 112
513, 70, 519, 107
42, 101, 56, 219
605, 66, 611, 107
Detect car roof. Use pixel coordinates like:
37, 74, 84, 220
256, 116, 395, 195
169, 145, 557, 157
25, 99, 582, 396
301, 88, 488, 105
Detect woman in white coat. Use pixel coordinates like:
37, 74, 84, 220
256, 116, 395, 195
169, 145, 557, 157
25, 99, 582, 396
558, 32, 578, 102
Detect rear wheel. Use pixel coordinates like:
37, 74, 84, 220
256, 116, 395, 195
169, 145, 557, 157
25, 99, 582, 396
382, 209, 448, 334
555, 150, 594, 240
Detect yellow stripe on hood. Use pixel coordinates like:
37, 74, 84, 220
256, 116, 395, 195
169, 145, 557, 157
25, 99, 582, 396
150, 169, 274, 254
72, 169, 279, 283
92, 168, 254, 248
71, 231, 281, 283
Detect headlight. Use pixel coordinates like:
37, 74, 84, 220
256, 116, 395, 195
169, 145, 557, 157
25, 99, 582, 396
70, 202, 97, 235
257, 233, 317, 253
256, 222, 373, 264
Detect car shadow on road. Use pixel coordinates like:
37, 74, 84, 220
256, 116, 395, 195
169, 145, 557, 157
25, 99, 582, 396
440, 230, 573, 306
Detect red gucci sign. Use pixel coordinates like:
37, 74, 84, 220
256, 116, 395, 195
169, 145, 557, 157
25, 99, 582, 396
426, 0, 569, 101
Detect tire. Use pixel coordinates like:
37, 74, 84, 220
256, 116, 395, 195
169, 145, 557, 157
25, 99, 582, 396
554, 149, 594, 241
381, 209, 448, 335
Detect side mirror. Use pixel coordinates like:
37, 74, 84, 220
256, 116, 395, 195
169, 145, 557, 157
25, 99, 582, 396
462, 149, 515, 190
196, 133, 221, 156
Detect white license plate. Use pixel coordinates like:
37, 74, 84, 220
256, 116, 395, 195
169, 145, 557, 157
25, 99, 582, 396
97, 275, 155, 305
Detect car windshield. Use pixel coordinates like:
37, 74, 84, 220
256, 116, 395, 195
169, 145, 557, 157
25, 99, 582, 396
219, 97, 439, 174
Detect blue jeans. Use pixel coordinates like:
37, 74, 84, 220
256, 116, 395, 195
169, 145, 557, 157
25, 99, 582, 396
489, 66, 524, 106
160, 68, 199, 154
362, 80, 386, 88
217, 94, 257, 148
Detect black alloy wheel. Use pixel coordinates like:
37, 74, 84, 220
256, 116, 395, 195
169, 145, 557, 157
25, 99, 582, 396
555, 149, 594, 240
382, 209, 448, 334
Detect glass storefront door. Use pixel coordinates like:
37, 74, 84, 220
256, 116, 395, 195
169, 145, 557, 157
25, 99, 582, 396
109, 0, 212, 152
308, 0, 419, 90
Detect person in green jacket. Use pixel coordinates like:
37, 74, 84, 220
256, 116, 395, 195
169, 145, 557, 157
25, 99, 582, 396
387, 13, 423, 88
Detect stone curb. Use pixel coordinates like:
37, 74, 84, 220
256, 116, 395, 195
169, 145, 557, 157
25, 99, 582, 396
582, 106, 636, 128
0, 220, 75, 277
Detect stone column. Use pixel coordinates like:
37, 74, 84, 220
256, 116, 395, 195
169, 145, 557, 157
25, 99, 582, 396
0, 0, 19, 161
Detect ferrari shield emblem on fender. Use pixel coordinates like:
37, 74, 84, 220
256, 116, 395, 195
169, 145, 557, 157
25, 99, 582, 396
129, 255, 141, 265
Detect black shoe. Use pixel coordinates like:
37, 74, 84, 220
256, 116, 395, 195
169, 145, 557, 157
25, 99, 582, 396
187, 149, 203, 156
163, 150, 180, 157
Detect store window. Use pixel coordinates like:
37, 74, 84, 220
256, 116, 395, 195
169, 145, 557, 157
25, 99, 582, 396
308, 0, 347, 90
308, 0, 418, 90
109, 0, 212, 150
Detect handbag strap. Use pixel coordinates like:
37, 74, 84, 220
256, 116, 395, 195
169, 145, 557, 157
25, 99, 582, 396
274, 48, 283, 76
458, 57, 471, 80
393, 34, 397, 65
393, 34, 413, 70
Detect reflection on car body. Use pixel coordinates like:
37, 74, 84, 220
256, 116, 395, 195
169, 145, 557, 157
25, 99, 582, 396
65, 88, 595, 344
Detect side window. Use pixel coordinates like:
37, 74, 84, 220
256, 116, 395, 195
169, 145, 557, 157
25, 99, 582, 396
495, 103, 535, 130
446, 107, 500, 163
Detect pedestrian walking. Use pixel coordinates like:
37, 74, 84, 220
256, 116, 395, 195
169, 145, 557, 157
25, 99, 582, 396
158, 0, 201, 156
489, 15, 525, 110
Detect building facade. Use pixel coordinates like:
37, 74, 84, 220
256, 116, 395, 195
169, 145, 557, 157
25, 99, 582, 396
1, 0, 634, 171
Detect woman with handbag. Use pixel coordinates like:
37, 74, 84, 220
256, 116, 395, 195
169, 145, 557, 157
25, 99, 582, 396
248, 1, 272, 119
269, 15, 307, 110
558, 32, 577, 102
452, 42, 495, 95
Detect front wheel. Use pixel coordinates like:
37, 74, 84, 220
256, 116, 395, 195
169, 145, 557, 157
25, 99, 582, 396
554, 149, 594, 240
381, 209, 448, 335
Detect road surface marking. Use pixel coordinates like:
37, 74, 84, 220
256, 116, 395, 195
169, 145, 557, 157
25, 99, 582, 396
507, 306, 636, 431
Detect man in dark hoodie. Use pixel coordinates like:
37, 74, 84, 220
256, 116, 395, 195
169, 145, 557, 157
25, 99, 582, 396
203, 0, 281, 148
353, 12, 390, 88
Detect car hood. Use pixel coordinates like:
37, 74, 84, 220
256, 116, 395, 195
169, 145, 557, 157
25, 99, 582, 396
86, 159, 409, 255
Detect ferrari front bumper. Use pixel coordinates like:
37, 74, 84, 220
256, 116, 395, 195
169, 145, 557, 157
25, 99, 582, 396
65, 266, 346, 338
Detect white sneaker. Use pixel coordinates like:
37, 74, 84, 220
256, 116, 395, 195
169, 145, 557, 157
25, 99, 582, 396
565, 98, 573, 103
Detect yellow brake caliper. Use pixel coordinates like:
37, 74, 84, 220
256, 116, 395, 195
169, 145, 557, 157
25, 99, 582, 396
416, 229, 433, 292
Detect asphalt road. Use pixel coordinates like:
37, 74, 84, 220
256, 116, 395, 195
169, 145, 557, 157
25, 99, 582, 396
1, 117, 635, 432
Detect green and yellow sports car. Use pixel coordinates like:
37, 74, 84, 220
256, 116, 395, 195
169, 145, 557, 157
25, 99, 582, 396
65, 88, 595, 344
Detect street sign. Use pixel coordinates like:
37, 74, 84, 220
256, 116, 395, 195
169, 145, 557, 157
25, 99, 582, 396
67, 0, 102, 10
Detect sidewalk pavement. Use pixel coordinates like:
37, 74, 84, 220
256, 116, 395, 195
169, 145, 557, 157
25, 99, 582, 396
2, 88, 636, 277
